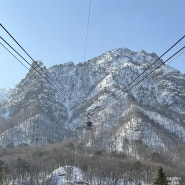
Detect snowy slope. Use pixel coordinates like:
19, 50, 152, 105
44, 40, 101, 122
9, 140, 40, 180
0, 88, 12, 120
49, 166, 85, 185
0, 88, 12, 103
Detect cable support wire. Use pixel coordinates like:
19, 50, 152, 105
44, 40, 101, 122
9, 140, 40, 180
0, 36, 45, 77
166, 47, 185, 66
0, 41, 44, 89
84, 0, 92, 61
0, 23, 35, 61
0, 24, 63, 92
127, 45, 185, 93
93, 45, 185, 114
86, 37, 185, 114
1, 23, 184, 114
0, 23, 64, 93
0, 36, 63, 93
133, 47, 185, 93
0, 39, 46, 89
0, 41, 30, 71
121, 35, 185, 93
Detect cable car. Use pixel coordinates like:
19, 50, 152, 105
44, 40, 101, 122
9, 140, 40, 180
86, 121, 92, 130
86, 113, 93, 130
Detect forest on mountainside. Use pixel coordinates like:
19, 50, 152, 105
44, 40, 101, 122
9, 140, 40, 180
0, 139, 185, 184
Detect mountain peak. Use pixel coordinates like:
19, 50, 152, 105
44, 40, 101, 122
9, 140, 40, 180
29, 61, 47, 74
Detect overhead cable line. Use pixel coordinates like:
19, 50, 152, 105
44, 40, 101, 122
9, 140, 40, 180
132, 47, 185, 92
0, 41, 43, 89
0, 36, 37, 71
0, 24, 64, 93
92, 46, 185, 114
127, 45, 185, 93
121, 35, 185, 93
109, 46, 185, 109
84, 0, 92, 61
132, 48, 185, 94
165, 47, 185, 66
0, 36, 49, 82
0, 23, 63, 92
0, 41, 30, 71
0, 39, 55, 93
0, 36, 63, 92
0, 23, 35, 61
86, 36, 185, 114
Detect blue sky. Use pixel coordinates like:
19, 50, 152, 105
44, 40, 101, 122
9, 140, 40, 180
0, 0, 185, 88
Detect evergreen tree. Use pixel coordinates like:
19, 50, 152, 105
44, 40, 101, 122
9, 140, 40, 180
154, 166, 168, 185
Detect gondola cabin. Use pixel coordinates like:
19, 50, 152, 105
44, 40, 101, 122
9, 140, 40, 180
86, 121, 92, 130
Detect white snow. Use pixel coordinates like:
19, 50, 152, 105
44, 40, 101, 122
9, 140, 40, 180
51, 166, 85, 185
0, 88, 12, 103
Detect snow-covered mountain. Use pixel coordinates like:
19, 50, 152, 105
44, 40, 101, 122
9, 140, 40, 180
0, 87, 12, 103
0, 48, 185, 159
0, 88, 13, 121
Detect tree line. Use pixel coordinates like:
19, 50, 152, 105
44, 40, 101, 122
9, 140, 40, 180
0, 139, 184, 184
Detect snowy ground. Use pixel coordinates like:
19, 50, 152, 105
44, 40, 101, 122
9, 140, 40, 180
51, 166, 88, 185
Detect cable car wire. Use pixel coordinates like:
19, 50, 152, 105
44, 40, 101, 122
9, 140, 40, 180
86, 37, 185, 115
121, 35, 185, 93
131, 47, 185, 93
0, 36, 37, 72
1, 24, 184, 121
0, 24, 65, 93
94, 46, 185, 115
116, 46, 185, 105
0, 23, 64, 93
106, 35, 185, 103
0, 23, 35, 61
84, 0, 92, 61
0, 41, 30, 71
165, 47, 185, 66
0, 36, 63, 92
0, 40, 44, 89
127, 45, 185, 93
